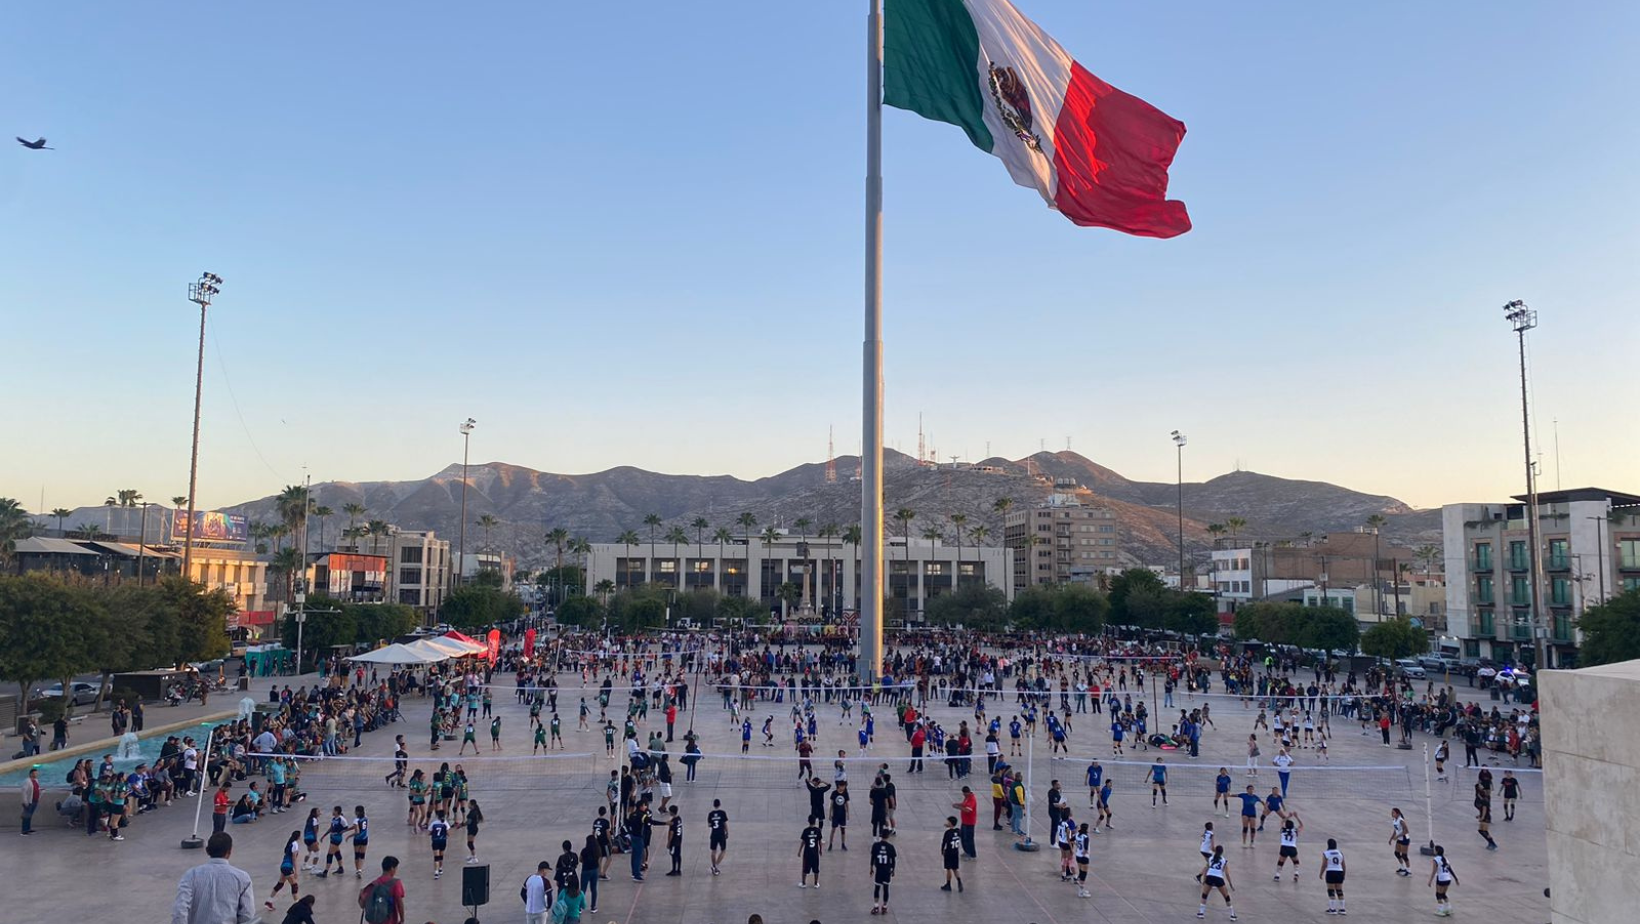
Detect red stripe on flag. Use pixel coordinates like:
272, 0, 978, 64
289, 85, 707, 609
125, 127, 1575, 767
1051, 62, 1191, 238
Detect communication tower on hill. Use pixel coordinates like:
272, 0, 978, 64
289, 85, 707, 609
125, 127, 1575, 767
825, 426, 837, 483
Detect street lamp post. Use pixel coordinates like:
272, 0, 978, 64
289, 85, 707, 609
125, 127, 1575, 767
181, 272, 222, 581
1504, 300, 1548, 670
136, 501, 152, 585
1171, 430, 1187, 588
456, 418, 476, 588
1587, 515, 1608, 607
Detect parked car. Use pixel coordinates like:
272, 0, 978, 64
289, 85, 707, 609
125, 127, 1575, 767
1417, 656, 1446, 672
1393, 658, 1427, 680
37, 681, 99, 706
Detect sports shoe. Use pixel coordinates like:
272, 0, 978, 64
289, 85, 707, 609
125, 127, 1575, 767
940, 884, 952, 892
798, 882, 806, 888
1273, 875, 1281, 881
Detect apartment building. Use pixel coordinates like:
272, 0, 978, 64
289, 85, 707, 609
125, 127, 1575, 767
1442, 487, 1640, 668
1002, 495, 1121, 593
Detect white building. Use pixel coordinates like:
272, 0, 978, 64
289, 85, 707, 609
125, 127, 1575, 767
584, 534, 1013, 621
1442, 488, 1640, 668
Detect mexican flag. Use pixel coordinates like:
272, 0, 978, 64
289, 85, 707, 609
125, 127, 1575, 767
884, 0, 1191, 238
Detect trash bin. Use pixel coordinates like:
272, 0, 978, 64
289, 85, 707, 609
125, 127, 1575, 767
1489, 688, 1500, 701
237, 677, 250, 692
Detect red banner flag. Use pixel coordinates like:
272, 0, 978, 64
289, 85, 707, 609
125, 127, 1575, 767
486, 629, 501, 665
524, 628, 537, 660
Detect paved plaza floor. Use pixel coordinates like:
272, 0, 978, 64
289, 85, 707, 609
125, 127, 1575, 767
1, 669, 1551, 924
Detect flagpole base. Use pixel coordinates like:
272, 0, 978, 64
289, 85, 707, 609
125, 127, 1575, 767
181, 835, 204, 850
1013, 837, 1041, 853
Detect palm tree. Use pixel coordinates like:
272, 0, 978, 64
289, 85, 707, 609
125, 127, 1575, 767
74, 522, 101, 539
366, 519, 391, 558
792, 517, 813, 608
111, 489, 142, 508
248, 522, 271, 555
267, 524, 290, 552
968, 523, 990, 586
817, 523, 840, 614
1415, 543, 1441, 578
594, 578, 616, 606
343, 502, 368, 534
616, 530, 641, 587
665, 526, 689, 588
1225, 516, 1247, 538
736, 511, 757, 561
570, 536, 592, 590
712, 526, 735, 593
1365, 514, 1388, 615
0, 497, 33, 567
313, 505, 334, 550
268, 547, 303, 605
992, 497, 1014, 521
275, 484, 312, 556
690, 517, 710, 589
50, 507, 72, 533
1207, 523, 1226, 540
949, 512, 968, 583
642, 512, 663, 566
892, 508, 916, 618
171, 495, 189, 509
103, 496, 116, 530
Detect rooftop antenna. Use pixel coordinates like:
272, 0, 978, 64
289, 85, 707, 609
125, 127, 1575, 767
825, 425, 837, 484
918, 413, 926, 464
1553, 418, 1561, 491
1065, 436, 1071, 451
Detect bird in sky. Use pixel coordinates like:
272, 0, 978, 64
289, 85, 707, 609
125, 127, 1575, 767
16, 137, 53, 150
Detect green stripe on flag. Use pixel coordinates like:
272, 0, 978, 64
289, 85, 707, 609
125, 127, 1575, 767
883, 0, 993, 153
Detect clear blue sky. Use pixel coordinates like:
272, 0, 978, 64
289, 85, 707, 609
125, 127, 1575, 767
4, 1, 1636, 512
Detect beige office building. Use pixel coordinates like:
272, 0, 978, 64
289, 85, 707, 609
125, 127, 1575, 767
1002, 495, 1121, 592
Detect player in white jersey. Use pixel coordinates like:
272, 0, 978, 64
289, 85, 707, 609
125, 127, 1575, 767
1198, 822, 1216, 863
1056, 813, 1077, 881
1427, 844, 1459, 916
1072, 823, 1091, 898
1320, 837, 1346, 915
1274, 816, 1304, 880
1389, 807, 1412, 876
1196, 844, 1236, 919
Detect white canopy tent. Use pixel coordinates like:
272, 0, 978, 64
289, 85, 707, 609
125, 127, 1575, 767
348, 642, 446, 665
408, 635, 486, 659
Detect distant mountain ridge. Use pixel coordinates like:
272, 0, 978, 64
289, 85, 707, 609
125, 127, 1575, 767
225, 451, 1438, 569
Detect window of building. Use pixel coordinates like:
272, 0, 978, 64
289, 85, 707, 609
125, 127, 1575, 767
1475, 575, 1493, 605
1510, 575, 1530, 605
1098, 525, 1114, 533
1508, 540, 1529, 570
1621, 539, 1640, 570
1547, 538, 1569, 570
398, 589, 420, 606
1550, 577, 1572, 606
1477, 608, 1495, 636
1473, 542, 1492, 571
1623, 576, 1640, 592
399, 567, 422, 586
401, 547, 423, 564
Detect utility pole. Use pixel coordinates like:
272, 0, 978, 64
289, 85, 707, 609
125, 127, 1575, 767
182, 272, 222, 580
456, 418, 476, 589
1504, 300, 1547, 670
1171, 431, 1187, 588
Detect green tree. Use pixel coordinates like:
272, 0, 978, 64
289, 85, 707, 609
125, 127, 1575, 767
665, 526, 689, 588
1108, 568, 1166, 626
1365, 513, 1388, 615
1165, 591, 1219, 637
159, 575, 234, 665
477, 514, 501, 555
281, 596, 356, 664
1299, 606, 1360, 653
1123, 586, 1169, 630
593, 578, 616, 606
716, 593, 754, 626
1576, 589, 1640, 667
1053, 584, 1110, 632
556, 594, 602, 628
1225, 516, 1247, 538
0, 497, 34, 566
343, 502, 368, 534
312, 506, 334, 550
616, 529, 642, 586
0, 574, 102, 714
544, 526, 571, 600
50, 507, 72, 533
926, 582, 1008, 630
439, 583, 525, 630
643, 513, 663, 573
353, 602, 420, 645
1360, 616, 1425, 660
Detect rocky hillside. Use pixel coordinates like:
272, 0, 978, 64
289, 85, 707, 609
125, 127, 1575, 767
227, 451, 1439, 571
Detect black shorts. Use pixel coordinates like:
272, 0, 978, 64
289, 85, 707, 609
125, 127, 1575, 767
709, 833, 726, 850
1325, 871, 1345, 885
1396, 836, 1410, 848
831, 817, 846, 828
943, 850, 960, 871
1279, 846, 1298, 858
875, 871, 893, 884
802, 852, 820, 874
354, 842, 368, 855
1204, 875, 1226, 889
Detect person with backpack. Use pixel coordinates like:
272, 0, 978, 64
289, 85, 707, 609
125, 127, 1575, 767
358, 856, 405, 924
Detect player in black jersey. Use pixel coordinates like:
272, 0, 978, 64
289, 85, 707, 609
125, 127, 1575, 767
939, 816, 964, 893
707, 799, 729, 875
798, 816, 824, 888
870, 827, 898, 913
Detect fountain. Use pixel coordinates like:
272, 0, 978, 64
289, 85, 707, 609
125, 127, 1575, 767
239, 697, 258, 719
116, 732, 141, 761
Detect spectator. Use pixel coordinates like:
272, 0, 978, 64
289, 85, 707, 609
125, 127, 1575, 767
171, 832, 257, 924
20, 768, 42, 834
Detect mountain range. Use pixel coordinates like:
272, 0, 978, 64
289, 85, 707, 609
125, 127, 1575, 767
225, 451, 1440, 570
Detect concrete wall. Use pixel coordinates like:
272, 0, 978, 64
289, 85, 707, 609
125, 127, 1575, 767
1538, 659, 1640, 924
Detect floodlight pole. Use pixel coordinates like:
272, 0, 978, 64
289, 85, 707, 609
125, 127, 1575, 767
1504, 301, 1547, 670
182, 273, 222, 580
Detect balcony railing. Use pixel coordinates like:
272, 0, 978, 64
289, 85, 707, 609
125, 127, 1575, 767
1468, 557, 1493, 572
1546, 555, 1571, 572
1511, 622, 1534, 641
1507, 556, 1531, 572
1470, 617, 1495, 637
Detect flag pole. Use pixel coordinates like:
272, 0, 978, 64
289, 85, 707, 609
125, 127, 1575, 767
860, 0, 886, 686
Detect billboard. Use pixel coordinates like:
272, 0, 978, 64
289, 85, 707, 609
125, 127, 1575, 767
171, 510, 250, 544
